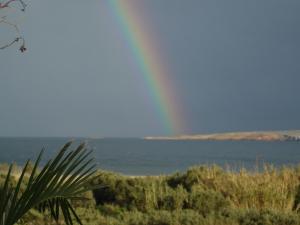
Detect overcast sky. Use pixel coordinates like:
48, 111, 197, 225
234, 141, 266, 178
0, 0, 300, 137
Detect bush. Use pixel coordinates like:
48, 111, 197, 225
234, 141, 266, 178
187, 187, 230, 216
158, 185, 188, 210
237, 209, 300, 225
4, 163, 300, 225
167, 165, 224, 191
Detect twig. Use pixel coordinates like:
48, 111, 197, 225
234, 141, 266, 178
0, 0, 26, 11
0, 37, 24, 51
0, 0, 27, 52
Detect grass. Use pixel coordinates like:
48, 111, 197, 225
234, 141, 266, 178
2, 163, 300, 224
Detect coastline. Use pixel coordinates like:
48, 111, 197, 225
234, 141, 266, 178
145, 130, 300, 141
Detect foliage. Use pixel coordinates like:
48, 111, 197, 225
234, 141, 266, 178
0, 142, 98, 225
3, 163, 300, 224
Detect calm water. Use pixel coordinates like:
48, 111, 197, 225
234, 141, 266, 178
0, 137, 300, 175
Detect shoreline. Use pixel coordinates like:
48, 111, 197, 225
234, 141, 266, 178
145, 130, 300, 141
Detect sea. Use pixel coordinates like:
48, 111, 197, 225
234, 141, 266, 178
0, 137, 300, 175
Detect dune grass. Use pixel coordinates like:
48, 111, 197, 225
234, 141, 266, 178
2, 163, 300, 224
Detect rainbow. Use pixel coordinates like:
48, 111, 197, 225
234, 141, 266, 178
107, 0, 185, 135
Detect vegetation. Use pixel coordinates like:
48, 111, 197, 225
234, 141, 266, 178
0, 142, 98, 225
2, 159, 300, 224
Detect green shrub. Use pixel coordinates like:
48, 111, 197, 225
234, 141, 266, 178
158, 185, 188, 210
167, 165, 224, 191
237, 209, 300, 225
4, 163, 300, 225
187, 187, 230, 216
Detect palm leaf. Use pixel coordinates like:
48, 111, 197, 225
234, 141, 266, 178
0, 141, 100, 225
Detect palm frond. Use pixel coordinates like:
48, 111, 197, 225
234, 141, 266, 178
0, 141, 99, 225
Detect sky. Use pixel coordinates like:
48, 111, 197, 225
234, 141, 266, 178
0, 0, 300, 137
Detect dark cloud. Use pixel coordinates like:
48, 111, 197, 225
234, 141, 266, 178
0, 0, 299, 137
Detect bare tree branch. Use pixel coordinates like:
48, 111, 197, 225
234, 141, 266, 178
0, 0, 27, 52
0, 0, 26, 11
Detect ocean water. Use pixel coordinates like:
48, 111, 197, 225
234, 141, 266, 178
0, 137, 300, 175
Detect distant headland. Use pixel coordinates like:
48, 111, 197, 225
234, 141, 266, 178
144, 130, 300, 141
